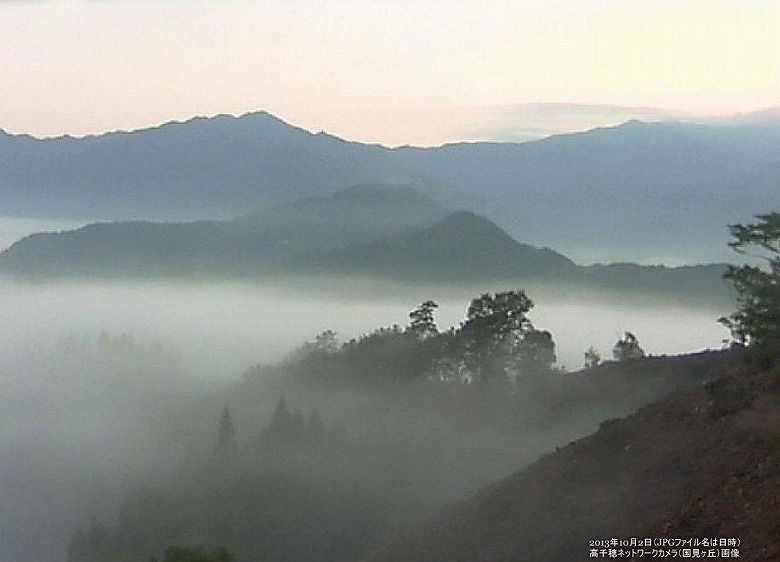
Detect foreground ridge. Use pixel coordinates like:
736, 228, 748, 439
365, 354, 780, 562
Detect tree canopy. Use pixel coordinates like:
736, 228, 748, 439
213, 406, 237, 458
408, 300, 439, 339
720, 212, 780, 355
612, 332, 645, 361
583, 346, 601, 369
458, 290, 536, 383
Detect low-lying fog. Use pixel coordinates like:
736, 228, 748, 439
0, 279, 728, 378
0, 276, 730, 562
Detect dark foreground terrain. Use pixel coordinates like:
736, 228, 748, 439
366, 353, 780, 562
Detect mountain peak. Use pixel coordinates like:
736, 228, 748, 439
424, 211, 517, 244
151, 109, 304, 136
353, 210, 577, 279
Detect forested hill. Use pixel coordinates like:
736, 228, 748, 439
1, 110, 778, 263
0, 186, 729, 301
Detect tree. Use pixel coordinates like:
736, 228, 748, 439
426, 328, 468, 383
313, 330, 340, 353
408, 300, 439, 338
516, 329, 557, 375
286, 330, 340, 364
214, 406, 237, 458
612, 332, 645, 361
720, 212, 780, 354
583, 346, 601, 369
268, 396, 293, 433
457, 290, 535, 383
260, 397, 316, 447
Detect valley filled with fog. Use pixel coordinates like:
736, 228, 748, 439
0, 271, 730, 562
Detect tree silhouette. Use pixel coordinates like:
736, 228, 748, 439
458, 290, 534, 383
612, 332, 645, 361
720, 212, 780, 354
516, 329, 557, 376
269, 397, 293, 433
214, 406, 237, 458
408, 300, 439, 338
313, 330, 340, 353
583, 346, 601, 369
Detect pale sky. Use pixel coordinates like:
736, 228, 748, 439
0, 0, 778, 145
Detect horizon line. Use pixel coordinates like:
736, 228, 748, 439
1, 103, 778, 149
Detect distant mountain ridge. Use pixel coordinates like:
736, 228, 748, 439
335, 211, 578, 280
0, 185, 441, 275
234, 183, 446, 252
0, 186, 730, 301
1, 110, 777, 263
0, 112, 418, 219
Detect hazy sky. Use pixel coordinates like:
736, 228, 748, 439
1, 0, 778, 145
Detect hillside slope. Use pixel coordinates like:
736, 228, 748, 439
365, 357, 780, 562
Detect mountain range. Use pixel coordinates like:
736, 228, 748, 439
1, 110, 777, 263
0, 185, 730, 301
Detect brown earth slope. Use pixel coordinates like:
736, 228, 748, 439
365, 356, 780, 562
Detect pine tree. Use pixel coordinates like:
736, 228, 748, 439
720, 212, 780, 356
214, 405, 237, 458
408, 300, 439, 338
269, 397, 293, 433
